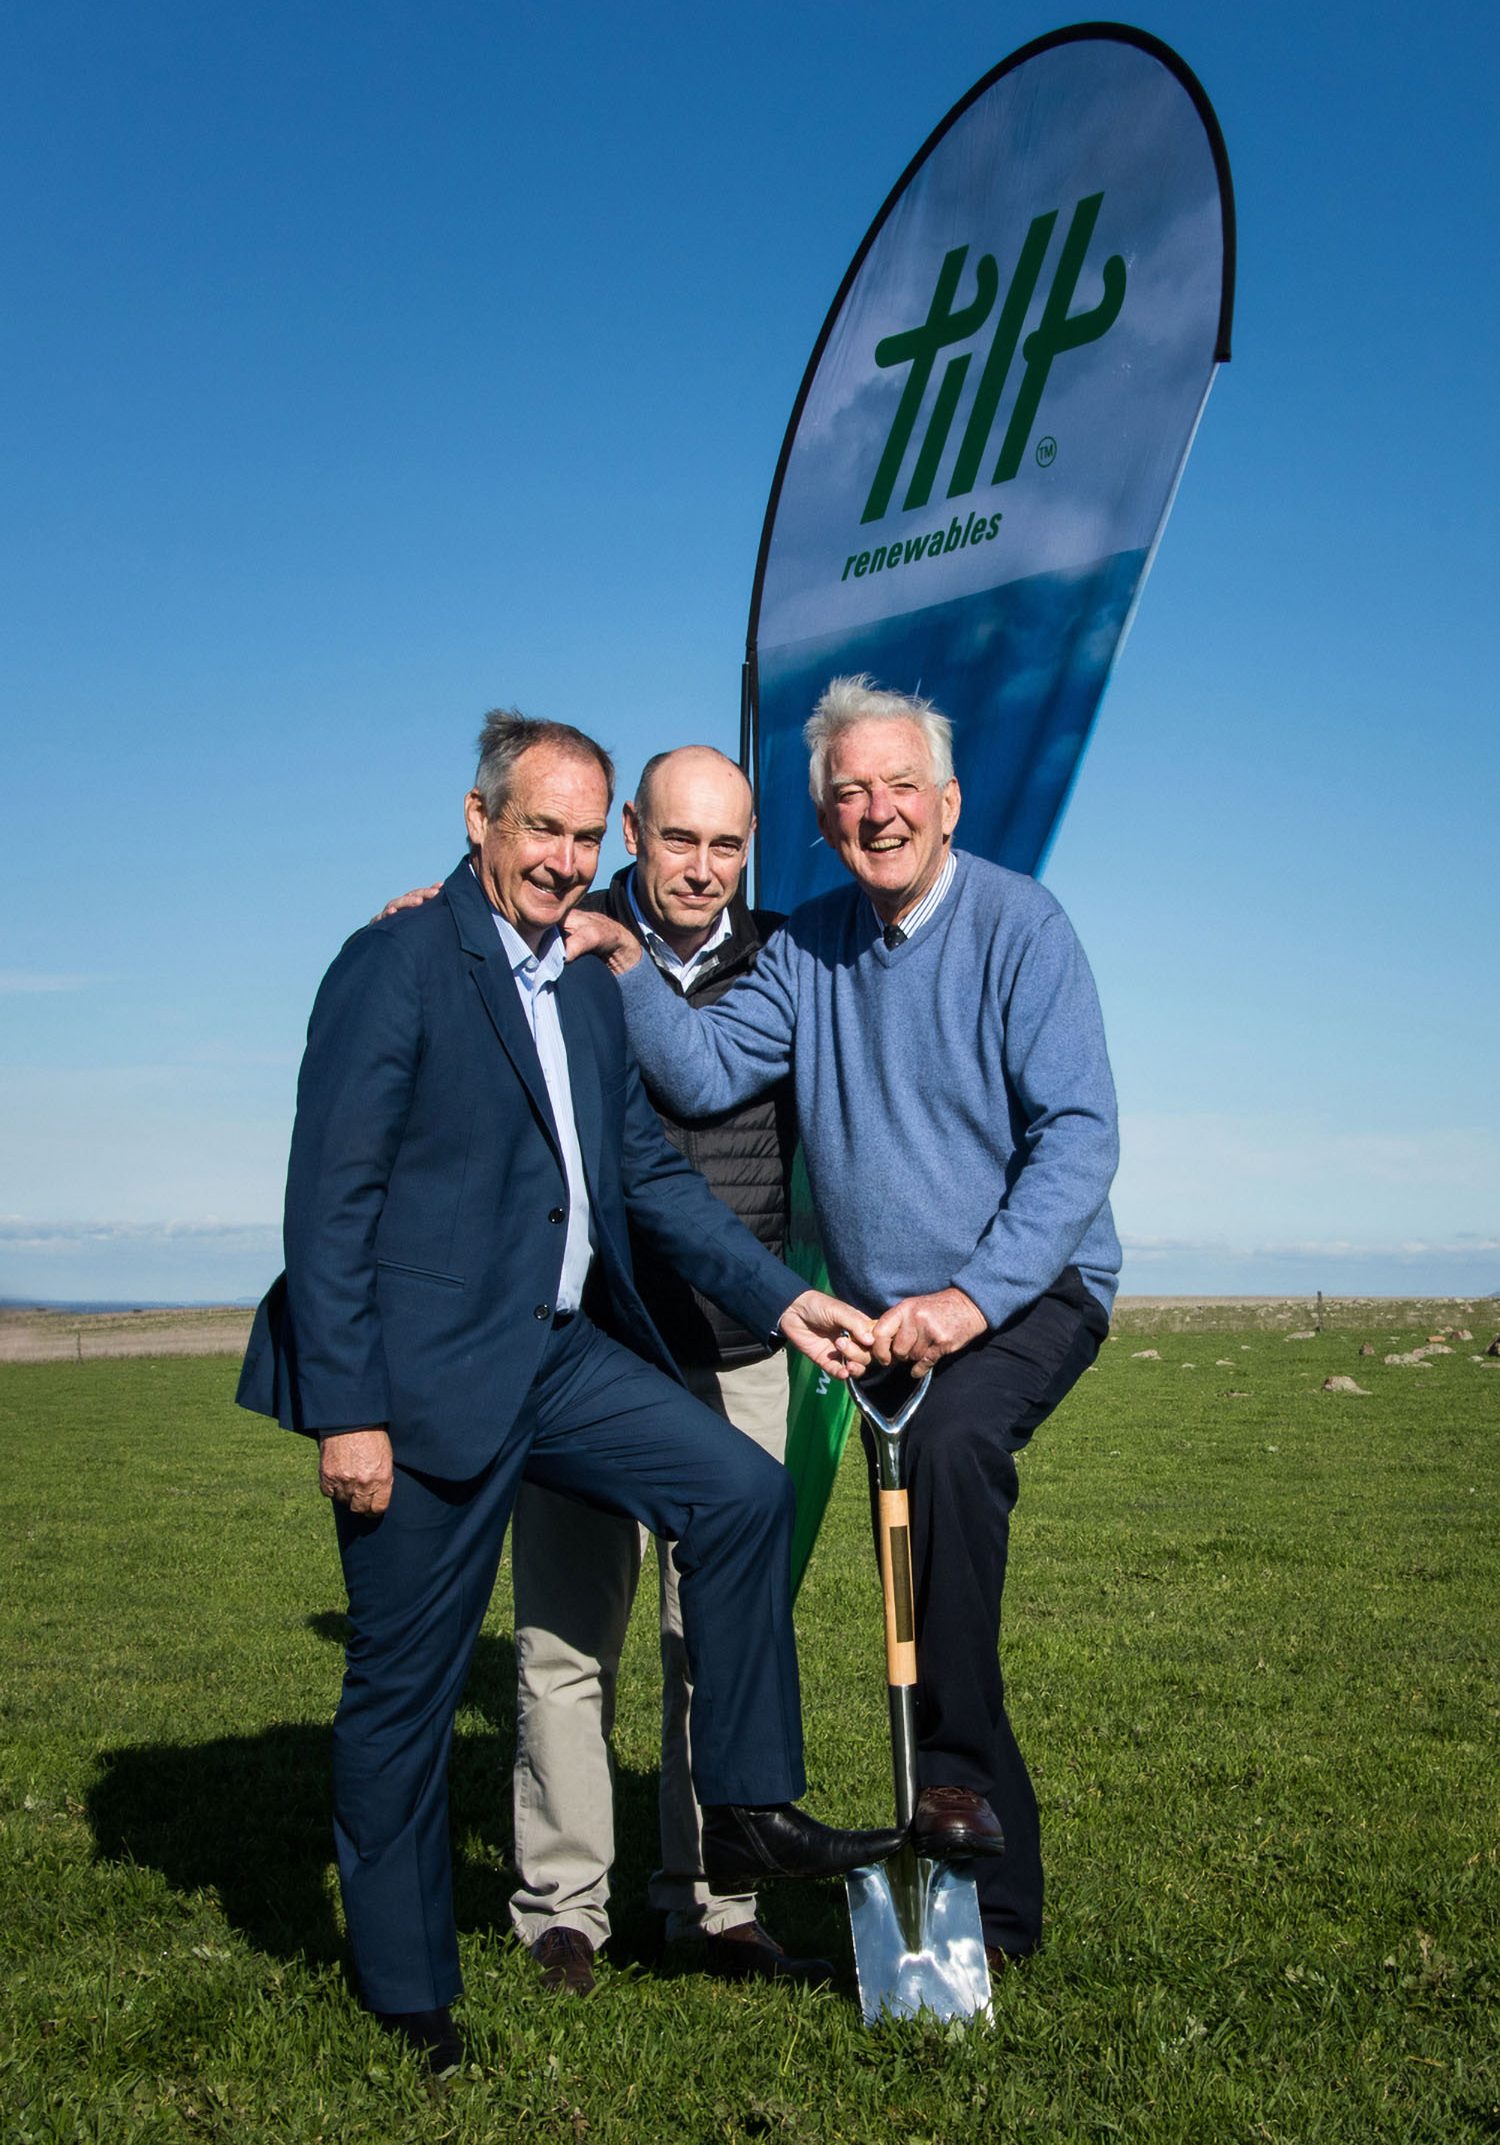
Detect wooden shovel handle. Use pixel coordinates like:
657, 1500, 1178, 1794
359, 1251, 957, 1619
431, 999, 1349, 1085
878, 1486, 918, 1687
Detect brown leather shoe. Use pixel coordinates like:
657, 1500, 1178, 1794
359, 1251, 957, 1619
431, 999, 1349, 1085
528, 1926, 596, 1996
912, 1785, 1007, 1858
699, 1919, 835, 1988
985, 1943, 1024, 1975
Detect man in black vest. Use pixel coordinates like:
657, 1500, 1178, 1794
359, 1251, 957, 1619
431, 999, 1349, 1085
505, 746, 826, 1993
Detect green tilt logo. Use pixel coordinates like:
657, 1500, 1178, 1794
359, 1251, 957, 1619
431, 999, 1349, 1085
861, 193, 1126, 526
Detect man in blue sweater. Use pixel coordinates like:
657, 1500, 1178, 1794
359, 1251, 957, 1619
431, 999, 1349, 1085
566, 676, 1120, 1969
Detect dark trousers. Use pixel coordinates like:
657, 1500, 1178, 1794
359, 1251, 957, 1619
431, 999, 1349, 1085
860, 1268, 1108, 1957
331, 1312, 805, 2013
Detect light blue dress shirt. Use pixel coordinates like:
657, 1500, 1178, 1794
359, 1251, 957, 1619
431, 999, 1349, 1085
489, 906, 595, 1315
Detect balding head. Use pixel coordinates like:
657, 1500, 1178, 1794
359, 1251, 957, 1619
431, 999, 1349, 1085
623, 746, 756, 959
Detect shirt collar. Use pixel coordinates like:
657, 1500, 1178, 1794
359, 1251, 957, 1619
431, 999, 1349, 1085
869, 846, 957, 944
471, 864, 567, 985
626, 866, 733, 977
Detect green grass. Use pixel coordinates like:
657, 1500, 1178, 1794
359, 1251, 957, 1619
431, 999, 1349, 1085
2, 1301, 1497, 2141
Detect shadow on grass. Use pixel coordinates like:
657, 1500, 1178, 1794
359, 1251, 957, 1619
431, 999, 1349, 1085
85, 1611, 853, 1983
86, 1617, 671, 1974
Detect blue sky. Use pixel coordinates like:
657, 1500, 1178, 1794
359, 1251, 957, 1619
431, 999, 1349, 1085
2, 0, 1496, 1304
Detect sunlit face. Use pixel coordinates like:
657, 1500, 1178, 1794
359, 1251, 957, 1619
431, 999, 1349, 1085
464, 745, 610, 951
815, 717, 960, 923
622, 749, 754, 955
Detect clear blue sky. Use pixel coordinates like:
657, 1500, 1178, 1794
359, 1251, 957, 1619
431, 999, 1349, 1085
3, 0, 1496, 1304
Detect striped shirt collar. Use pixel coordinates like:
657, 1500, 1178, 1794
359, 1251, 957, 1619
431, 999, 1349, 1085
871, 846, 957, 946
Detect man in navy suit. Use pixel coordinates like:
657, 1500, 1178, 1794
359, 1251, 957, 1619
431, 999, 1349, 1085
238, 711, 902, 2072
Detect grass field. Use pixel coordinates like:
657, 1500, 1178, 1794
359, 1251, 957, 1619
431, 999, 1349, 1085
2, 1300, 1496, 2141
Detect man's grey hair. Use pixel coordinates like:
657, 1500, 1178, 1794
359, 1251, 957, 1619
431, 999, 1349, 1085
803, 675, 955, 802
633, 744, 750, 823
472, 708, 615, 819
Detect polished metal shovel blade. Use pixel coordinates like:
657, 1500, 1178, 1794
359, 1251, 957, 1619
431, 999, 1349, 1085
847, 1843, 992, 2025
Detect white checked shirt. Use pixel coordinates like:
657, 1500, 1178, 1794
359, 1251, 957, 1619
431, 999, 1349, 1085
626, 867, 733, 993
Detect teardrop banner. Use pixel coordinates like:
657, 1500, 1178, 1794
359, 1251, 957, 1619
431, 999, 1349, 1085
751, 25, 1235, 1591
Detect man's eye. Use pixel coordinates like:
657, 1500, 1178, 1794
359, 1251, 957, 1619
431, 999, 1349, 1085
710, 841, 745, 859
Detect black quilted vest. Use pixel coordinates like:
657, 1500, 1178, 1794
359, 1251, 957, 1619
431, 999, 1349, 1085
585, 867, 796, 1368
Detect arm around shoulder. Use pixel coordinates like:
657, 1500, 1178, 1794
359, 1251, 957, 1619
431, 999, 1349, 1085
614, 922, 799, 1116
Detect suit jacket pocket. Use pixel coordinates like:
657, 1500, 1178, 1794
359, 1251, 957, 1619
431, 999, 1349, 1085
376, 1258, 465, 1288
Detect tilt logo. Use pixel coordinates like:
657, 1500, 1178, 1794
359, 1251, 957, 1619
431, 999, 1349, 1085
860, 193, 1126, 526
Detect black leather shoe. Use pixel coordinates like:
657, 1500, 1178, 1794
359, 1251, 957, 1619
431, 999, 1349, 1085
373, 2005, 463, 2075
528, 1926, 596, 1996
699, 1919, 835, 1987
912, 1785, 1007, 1858
701, 1803, 906, 1893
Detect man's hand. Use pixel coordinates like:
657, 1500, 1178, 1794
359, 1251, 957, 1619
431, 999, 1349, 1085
872, 1288, 988, 1377
779, 1290, 876, 1380
372, 884, 443, 922
318, 1427, 395, 1514
561, 909, 643, 973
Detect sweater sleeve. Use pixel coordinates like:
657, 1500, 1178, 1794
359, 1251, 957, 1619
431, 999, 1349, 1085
949, 913, 1119, 1329
614, 1044, 799, 1340
616, 923, 798, 1113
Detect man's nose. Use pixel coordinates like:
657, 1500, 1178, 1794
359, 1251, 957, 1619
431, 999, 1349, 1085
682, 843, 714, 882
863, 781, 897, 822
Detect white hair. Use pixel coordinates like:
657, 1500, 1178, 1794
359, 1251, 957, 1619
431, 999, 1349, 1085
803, 675, 955, 802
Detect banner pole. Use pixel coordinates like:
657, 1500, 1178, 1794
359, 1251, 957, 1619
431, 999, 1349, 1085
739, 655, 760, 908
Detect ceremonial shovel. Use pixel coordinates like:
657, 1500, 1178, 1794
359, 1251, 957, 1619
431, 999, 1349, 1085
845, 1372, 992, 2025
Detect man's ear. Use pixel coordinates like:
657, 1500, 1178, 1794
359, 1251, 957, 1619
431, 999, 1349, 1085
815, 798, 836, 849
463, 789, 489, 846
621, 799, 642, 857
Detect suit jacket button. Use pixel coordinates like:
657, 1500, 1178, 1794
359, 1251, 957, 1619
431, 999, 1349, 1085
548, 1207, 565, 1224
534, 1302, 551, 1321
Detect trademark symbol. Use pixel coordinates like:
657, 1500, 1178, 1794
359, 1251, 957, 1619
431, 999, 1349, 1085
1035, 435, 1057, 468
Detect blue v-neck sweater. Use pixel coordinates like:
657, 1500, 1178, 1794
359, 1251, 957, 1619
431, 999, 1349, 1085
617, 848, 1120, 1329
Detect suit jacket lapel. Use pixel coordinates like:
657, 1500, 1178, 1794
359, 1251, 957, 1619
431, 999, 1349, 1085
443, 859, 561, 1154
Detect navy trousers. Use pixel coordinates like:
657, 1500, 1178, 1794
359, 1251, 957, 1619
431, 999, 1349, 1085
860, 1267, 1108, 1958
331, 1312, 804, 2012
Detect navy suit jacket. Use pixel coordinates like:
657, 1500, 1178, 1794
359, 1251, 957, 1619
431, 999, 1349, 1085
237, 858, 799, 1479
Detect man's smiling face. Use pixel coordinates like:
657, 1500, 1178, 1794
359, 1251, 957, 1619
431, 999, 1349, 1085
815, 716, 960, 925
464, 744, 610, 951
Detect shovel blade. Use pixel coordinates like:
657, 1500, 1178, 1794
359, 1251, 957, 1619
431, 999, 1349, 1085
846, 1846, 992, 2025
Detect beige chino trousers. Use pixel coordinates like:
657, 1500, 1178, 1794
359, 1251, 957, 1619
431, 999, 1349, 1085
508, 1350, 791, 1948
